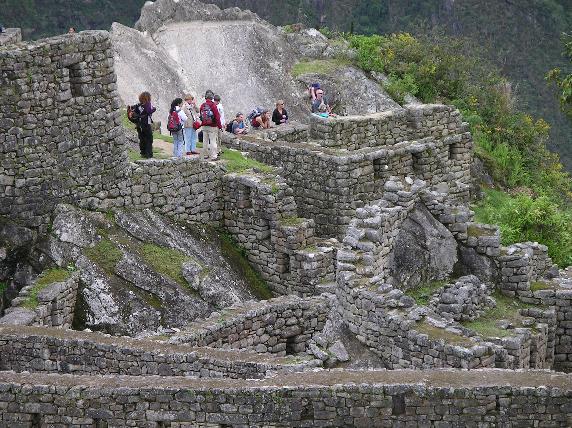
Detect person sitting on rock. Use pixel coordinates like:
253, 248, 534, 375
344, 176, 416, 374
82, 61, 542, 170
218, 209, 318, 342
311, 88, 332, 114
251, 109, 271, 129
308, 82, 320, 100
272, 100, 288, 126
231, 113, 248, 135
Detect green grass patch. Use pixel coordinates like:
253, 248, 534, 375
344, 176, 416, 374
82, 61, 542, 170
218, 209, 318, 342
219, 232, 273, 300
415, 321, 472, 346
0, 282, 6, 294
84, 238, 123, 274
153, 131, 173, 144
22, 268, 71, 309
220, 149, 274, 174
291, 58, 351, 77
128, 148, 170, 161
405, 280, 447, 306
461, 292, 534, 338
139, 243, 190, 287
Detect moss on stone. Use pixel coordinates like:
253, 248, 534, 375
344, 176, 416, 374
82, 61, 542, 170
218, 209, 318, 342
139, 244, 190, 287
405, 280, 447, 306
530, 281, 554, 292
467, 224, 496, 238
85, 238, 123, 274
219, 232, 273, 300
279, 216, 305, 227
21, 268, 71, 309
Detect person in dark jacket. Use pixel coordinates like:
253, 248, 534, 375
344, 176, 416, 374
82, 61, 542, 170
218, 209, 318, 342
136, 91, 156, 158
272, 100, 288, 126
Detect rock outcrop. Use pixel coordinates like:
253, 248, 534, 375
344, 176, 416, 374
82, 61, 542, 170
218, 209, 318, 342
48, 205, 257, 336
112, 0, 398, 131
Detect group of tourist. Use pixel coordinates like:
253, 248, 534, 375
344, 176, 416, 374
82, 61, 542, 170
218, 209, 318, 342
131, 83, 332, 159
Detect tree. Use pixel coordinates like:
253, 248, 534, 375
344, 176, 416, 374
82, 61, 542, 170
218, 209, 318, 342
547, 33, 572, 120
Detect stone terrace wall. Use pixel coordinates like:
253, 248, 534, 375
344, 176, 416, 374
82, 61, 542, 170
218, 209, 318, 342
0, 272, 79, 328
104, 158, 225, 224
0, 31, 129, 233
0, 28, 22, 46
223, 173, 337, 295
226, 109, 472, 239
0, 325, 311, 379
309, 104, 470, 151
170, 295, 331, 356
1, 369, 571, 426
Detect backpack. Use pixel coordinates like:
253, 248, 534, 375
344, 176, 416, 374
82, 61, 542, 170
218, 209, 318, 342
127, 104, 142, 124
200, 102, 215, 126
247, 107, 264, 122
225, 121, 234, 133
167, 111, 183, 133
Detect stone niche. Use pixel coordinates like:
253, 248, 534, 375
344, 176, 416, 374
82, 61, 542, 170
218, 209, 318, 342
388, 202, 457, 290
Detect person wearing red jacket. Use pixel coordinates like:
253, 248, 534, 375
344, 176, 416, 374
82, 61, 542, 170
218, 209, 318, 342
199, 89, 222, 161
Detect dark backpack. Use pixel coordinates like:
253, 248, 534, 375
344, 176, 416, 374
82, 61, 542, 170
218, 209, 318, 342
225, 121, 234, 133
127, 104, 142, 124
247, 106, 263, 122
200, 102, 215, 126
167, 111, 183, 133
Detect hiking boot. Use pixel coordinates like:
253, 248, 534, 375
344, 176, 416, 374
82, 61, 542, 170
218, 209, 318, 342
191, 150, 200, 155
186, 151, 192, 155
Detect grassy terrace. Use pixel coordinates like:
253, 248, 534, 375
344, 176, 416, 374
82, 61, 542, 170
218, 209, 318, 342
415, 321, 472, 346
221, 149, 274, 174
291, 58, 351, 77
405, 280, 447, 306
461, 292, 535, 338
22, 268, 71, 309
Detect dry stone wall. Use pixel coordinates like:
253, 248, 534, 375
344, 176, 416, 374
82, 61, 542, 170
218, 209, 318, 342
170, 295, 331, 356
0, 31, 129, 233
0, 272, 79, 328
1, 369, 571, 427
223, 173, 337, 296
0, 326, 310, 379
0, 28, 21, 46
225, 104, 472, 239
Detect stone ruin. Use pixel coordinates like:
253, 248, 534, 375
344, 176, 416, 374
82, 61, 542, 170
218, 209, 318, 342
0, 29, 572, 427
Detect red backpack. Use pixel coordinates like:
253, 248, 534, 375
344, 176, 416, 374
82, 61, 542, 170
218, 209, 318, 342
167, 111, 183, 133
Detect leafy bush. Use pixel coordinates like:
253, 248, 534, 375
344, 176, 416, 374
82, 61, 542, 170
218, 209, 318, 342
474, 189, 572, 266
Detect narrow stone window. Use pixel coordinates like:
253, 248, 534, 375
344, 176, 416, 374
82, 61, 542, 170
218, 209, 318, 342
31, 414, 41, 428
412, 152, 423, 176
285, 335, 297, 355
237, 184, 252, 209
156, 422, 171, 428
373, 157, 388, 181
280, 253, 291, 275
94, 420, 108, 428
391, 394, 406, 416
66, 63, 83, 97
449, 142, 462, 161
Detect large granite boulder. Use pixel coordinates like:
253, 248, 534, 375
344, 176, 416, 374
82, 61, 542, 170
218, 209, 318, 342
389, 203, 457, 289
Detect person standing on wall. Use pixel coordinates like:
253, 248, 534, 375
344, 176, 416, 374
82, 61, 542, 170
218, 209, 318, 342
183, 94, 200, 155
199, 90, 222, 161
136, 91, 156, 159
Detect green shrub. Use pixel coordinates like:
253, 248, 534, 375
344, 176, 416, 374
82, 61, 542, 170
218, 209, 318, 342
474, 189, 572, 266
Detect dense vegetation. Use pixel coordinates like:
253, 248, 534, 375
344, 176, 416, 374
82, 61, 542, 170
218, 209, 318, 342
339, 32, 572, 266
548, 34, 572, 122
